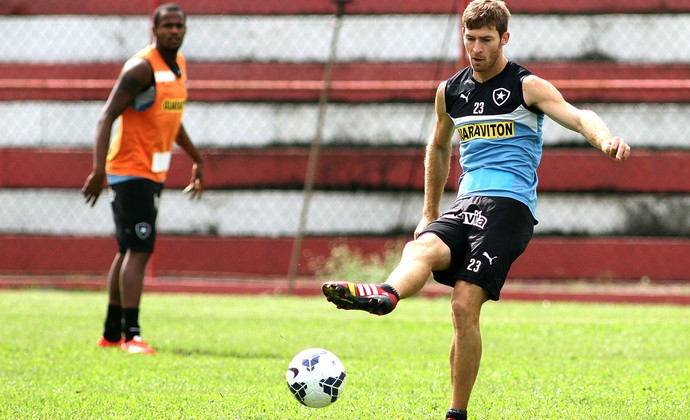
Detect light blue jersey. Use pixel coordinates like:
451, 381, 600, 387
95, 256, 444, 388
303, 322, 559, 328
445, 62, 544, 220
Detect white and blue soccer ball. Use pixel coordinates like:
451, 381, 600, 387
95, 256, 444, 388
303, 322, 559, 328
286, 348, 347, 408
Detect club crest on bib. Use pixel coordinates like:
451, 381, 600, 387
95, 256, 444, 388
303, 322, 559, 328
135, 222, 152, 239
493, 88, 510, 106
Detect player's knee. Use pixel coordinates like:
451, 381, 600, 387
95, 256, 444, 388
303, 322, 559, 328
450, 295, 481, 326
451, 299, 472, 322
402, 240, 423, 256
404, 234, 448, 265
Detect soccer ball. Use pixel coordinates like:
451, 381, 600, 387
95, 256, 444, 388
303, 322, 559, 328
286, 348, 347, 408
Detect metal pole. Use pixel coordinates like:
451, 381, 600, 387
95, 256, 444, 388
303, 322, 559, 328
286, 0, 350, 294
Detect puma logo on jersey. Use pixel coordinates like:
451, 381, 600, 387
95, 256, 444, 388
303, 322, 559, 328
460, 92, 470, 102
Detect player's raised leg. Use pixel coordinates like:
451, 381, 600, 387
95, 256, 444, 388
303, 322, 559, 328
322, 233, 451, 315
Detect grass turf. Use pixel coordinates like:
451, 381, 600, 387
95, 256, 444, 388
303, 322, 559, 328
0, 289, 687, 419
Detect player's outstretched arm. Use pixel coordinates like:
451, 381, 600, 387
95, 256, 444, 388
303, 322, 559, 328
522, 75, 631, 163
414, 82, 456, 239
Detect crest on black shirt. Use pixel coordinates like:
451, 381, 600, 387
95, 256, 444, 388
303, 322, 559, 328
493, 88, 510, 106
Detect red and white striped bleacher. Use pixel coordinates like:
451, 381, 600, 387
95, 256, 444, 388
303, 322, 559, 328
0, 0, 689, 282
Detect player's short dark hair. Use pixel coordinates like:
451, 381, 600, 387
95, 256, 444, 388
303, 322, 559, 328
462, 0, 510, 36
153, 3, 186, 26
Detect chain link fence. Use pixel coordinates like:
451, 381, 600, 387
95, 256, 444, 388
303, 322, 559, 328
0, 1, 689, 276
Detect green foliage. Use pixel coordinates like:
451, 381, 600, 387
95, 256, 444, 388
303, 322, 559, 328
310, 241, 405, 282
0, 290, 688, 419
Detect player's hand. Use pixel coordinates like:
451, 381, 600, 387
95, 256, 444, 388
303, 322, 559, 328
603, 136, 630, 162
82, 170, 105, 207
183, 163, 203, 200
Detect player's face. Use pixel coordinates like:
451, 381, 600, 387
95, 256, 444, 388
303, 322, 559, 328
153, 10, 186, 53
463, 25, 507, 74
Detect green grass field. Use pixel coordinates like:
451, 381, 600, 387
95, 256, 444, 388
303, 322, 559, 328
0, 289, 687, 419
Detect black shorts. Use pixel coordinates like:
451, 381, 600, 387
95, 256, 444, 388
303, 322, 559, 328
420, 196, 535, 300
109, 178, 163, 254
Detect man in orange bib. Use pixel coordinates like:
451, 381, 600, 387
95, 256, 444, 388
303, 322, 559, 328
82, 3, 204, 354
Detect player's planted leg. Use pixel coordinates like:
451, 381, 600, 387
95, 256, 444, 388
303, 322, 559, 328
448, 281, 488, 418
119, 250, 156, 354
97, 253, 125, 347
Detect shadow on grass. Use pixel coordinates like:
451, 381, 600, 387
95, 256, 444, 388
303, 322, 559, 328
170, 347, 283, 359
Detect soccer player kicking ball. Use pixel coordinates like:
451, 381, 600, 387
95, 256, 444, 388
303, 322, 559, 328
322, 1, 630, 418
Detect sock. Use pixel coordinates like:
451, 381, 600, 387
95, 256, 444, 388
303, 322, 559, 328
102, 304, 122, 342
446, 409, 467, 420
122, 307, 141, 342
